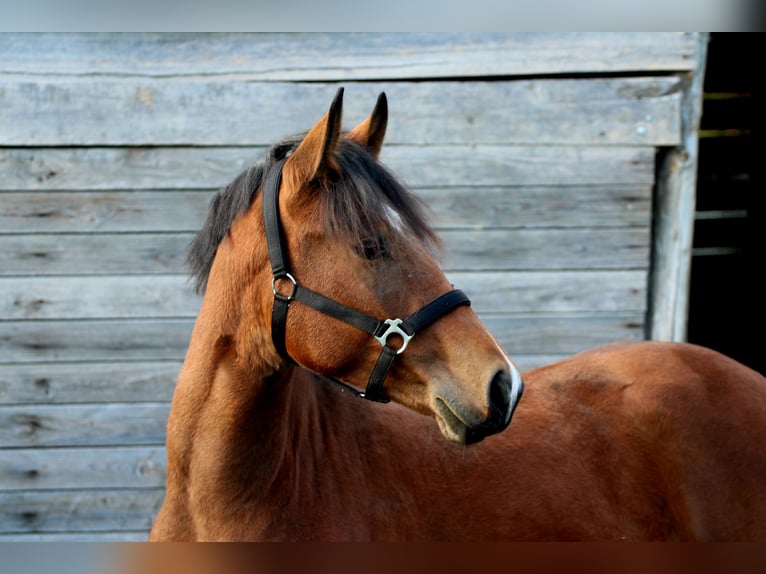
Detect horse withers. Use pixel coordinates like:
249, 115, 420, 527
150, 89, 766, 541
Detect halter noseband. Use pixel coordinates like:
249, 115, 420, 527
262, 158, 471, 403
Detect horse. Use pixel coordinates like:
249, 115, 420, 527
149, 88, 766, 541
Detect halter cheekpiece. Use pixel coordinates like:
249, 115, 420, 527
262, 158, 471, 403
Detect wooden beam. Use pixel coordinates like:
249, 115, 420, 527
649, 33, 709, 341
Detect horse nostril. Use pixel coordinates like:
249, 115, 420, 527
489, 369, 512, 422
464, 370, 515, 445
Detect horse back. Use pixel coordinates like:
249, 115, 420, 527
514, 341, 766, 540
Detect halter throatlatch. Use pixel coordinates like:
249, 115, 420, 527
262, 158, 471, 403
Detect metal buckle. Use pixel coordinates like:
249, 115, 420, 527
375, 318, 413, 355
271, 273, 298, 301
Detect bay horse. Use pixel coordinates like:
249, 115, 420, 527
150, 88, 766, 541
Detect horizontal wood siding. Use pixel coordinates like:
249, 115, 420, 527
0, 146, 656, 191
1, 78, 682, 146
1, 185, 652, 233
0, 33, 699, 78
0, 33, 699, 539
0, 271, 648, 320
0, 229, 650, 277
0, 362, 180, 405
0, 447, 167, 490
0, 489, 164, 534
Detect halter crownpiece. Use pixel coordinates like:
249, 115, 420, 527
262, 158, 471, 403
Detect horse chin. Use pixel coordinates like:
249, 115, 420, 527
435, 414, 471, 444
434, 398, 485, 445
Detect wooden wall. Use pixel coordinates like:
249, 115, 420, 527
0, 33, 704, 540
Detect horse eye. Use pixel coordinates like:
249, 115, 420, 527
360, 236, 390, 260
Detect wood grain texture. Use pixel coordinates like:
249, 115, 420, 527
0, 185, 652, 233
649, 34, 709, 341
483, 313, 646, 354
0, 319, 194, 363
422, 185, 653, 230
451, 271, 647, 313
0, 362, 179, 405
0, 531, 149, 541
0, 403, 169, 448
0, 489, 164, 533
0, 191, 211, 234
0, 78, 682, 146
0, 145, 656, 191
0, 33, 699, 78
0, 446, 166, 490
0, 271, 645, 320
441, 228, 651, 271
0, 275, 200, 319
0, 234, 191, 276
0, 229, 649, 276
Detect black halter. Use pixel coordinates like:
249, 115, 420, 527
262, 158, 471, 403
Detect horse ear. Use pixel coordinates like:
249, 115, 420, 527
285, 87, 344, 188
346, 92, 388, 159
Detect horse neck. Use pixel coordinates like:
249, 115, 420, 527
166, 265, 330, 499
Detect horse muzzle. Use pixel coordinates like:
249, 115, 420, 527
435, 364, 524, 445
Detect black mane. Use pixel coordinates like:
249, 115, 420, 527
188, 135, 438, 294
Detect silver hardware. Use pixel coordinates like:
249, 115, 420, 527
272, 273, 298, 300
375, 318, 413, 354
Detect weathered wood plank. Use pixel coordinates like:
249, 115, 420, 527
0, 447, 166, 490
0, 319, 194, 363
0, 191, 211, 234
0, 33, 699, 78
422, 185, 653, 230
0, 234, 192, 276
484, 313, 646, 355
649, 34, 709, 341
0, 447, 165, 491
0, 228, 650, 276
0, 276, 200, 320
442, 229, 651, 271
0, 361, 179, 405
0, 315, 643, 364
0, 185, 652, 234
452, 271, 647, 313
0, 146, 656, 191
0, 403, 169, 448
0, 78, 682, 146
0, 489, 164, 533
0, 146, 264, 192
0, 271, 646, 321
512, 355, 572, 372
0, 531, 149, 541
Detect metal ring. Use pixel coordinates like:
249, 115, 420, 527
374, 318, 414, 355
271, 273, 298, 301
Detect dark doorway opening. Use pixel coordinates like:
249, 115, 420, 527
687, 33, 764, 375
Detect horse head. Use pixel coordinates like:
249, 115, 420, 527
195, 88, 523, 444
